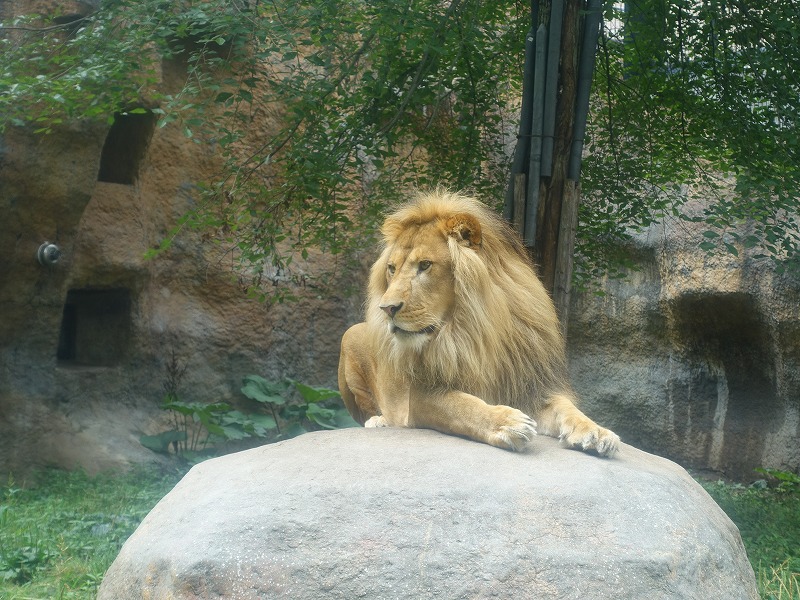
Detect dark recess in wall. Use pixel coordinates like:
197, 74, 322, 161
670, 291, 779, 477
97, 112, 156, 184
57, 288, 132, 366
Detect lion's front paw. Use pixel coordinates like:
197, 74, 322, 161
560, 423, 620, 458
364, 415, 389, 428
488, 407, 538, 452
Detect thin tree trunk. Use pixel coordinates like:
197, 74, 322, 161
554, 180, 579, 328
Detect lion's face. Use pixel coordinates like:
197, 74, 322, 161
369, 209, 484, 351
376, 222, 456, 346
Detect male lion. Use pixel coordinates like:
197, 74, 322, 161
338, 189, 620, 456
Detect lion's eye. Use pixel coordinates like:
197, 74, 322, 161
418, 260, 432, 272
387, 263, 396, 276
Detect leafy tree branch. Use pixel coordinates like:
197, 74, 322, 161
2, 0, 798, 296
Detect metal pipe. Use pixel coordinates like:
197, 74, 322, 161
568, 0, 603, 181
540, 0, 565, 177
524, 23, 548, 246
504, 24, 539, 221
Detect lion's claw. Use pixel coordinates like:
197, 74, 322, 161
490, 408, 538, 452
559, 425, 620, 458
364, 415, 389, 428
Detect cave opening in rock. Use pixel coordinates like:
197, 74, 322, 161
57, 289, 132, 366
670, 291, 779, 476
97, 111, 156, 184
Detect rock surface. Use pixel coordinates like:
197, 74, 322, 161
568, 209, 800, 479
98, 428, 758, 600
0, 3, 362, 476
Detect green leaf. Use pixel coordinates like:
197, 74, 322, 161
699, 241, 716, 252
246, 413, 278, 432
743, 236, 759, 249
217, 425, 250, 441
241, 375, 287, 405
289, 380, 341, 404
332, 409, 360, 429
305, 402, 337, 428
139, 430, 186, 454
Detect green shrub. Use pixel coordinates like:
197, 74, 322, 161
240, 375, 359, 436
141, 374, 358, 462
700, 470, 800, 599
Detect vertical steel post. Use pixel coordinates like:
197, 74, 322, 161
524, 23, 548, 247
568, 0, 603, 181
540, 0, 565, 177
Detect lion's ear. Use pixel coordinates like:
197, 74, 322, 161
444, 214, 482, 248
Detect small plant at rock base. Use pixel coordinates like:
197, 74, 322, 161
755, 468, 800, 494
758, 560, 800, 600
140, 351, 357, 461
239, 375, 359, 438
140, 394, 283, 463
700, 468, 800, 600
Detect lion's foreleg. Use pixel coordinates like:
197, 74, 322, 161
408, 386, 537, 451
536, 394, 620, 457
338, 324, 380, 425
339, 363, 374, 426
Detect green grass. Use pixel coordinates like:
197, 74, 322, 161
0, 466, 798, 599
0, 467, 185, 599
700, 474, 800, 600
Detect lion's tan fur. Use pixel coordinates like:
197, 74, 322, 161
339, 189, 620, 455
366, 190, 570, 413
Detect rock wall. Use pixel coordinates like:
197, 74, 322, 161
2, 3, 797, 481
0, 26, 362, 475
3, 107, 798, 481
568, 213, 800, 480
1, 120, 362, 476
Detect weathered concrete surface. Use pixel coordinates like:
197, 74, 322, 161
98, 428, 758, 600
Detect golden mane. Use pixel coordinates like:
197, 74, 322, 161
365, 189, 572, 414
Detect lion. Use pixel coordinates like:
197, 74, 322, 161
338, 189, 620, 456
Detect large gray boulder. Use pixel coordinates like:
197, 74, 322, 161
98, 428, 758, 599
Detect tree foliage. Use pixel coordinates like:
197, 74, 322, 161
1, 0, 798, 294
580, 0, 800, 282
1, 0, 525, 299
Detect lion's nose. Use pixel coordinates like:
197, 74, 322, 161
380, 302, 403, 318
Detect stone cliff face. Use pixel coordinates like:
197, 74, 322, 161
0, 94, 361, 477
568, 213, 800, 480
